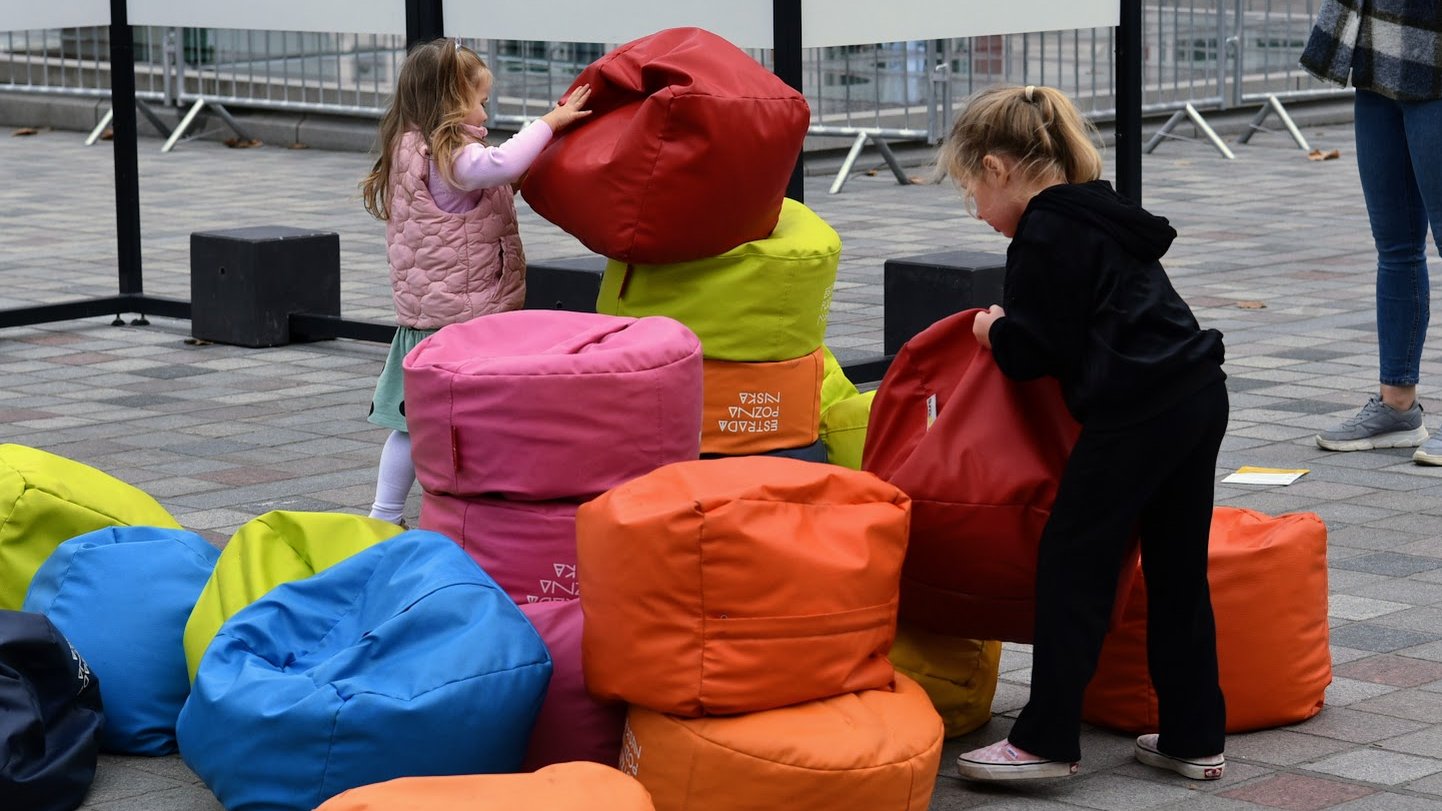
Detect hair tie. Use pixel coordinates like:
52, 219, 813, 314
1024, 85, 1036, 102
454, 37, 463, 54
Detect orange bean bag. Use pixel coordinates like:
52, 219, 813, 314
315, 762, 655, 810
888, 622, 1001, 738
862, 309, 1137, 643
620, 673, 941, 811
577, 457, 909, 716
520, 27, 810, 264
1082, 507, 1330, 733
701, 349, 823, 456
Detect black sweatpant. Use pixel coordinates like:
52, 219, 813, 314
1006, 379, 1229, 763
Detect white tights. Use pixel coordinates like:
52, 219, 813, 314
369, 430, 414, 523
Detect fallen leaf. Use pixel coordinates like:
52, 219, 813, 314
288, 142, 310, 150
224, 137, 263, 149
907, 175, 930, 185
12, 127, 38, 136
865, 168, 879, 177
1236, 300, 1267, 309
1307, 148, 1341, 161
183, 337, 213, 346
100, 128, 113, 140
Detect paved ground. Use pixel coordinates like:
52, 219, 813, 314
5, 108, 1442, 810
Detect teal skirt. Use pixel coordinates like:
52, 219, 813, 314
368, 326, 438, 432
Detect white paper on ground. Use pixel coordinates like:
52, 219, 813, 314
1221, 466, 1309, 486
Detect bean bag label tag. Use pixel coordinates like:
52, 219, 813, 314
701, 349, 823, 455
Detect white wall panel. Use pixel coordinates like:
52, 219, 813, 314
126, 0, 405, 35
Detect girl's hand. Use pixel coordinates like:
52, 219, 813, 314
973, 304, 1005, 349
541, 84, 594, 132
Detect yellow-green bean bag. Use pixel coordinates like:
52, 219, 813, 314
183, 511, 403, 680
0, 444, 181, 610
820, 390, 876, 470
595, 198, 840, 362
888, 622, 1001, 738
820, 345, 859, 415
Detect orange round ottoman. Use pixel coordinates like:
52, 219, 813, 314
315, 762, 654, 810
620, 673, 941, 811
577, 456, 909, 716
1083, 507, 1330, 733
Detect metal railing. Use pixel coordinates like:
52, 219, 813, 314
3, 1, 1342, 148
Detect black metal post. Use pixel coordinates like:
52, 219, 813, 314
773, 0, 805, 203
110, 0, 143, 295
1115, 0, 1143, 203
406, 0, 445, 50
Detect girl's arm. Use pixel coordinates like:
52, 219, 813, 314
448, 119, 554, 191
988, 236, 1090, 380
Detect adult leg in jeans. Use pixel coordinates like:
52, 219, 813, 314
1354, 89, 1436, 405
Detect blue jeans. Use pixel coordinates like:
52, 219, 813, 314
1354, 89, 1442, 387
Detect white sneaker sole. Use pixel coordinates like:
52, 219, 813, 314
1316, 425, 1428, 452
1414, 447, 1442, 466
955, 755, 1078, 781
1134, 741, 1224, 780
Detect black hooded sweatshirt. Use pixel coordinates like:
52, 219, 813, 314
989, 180, 1224, 429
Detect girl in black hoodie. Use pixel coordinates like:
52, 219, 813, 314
946, 85, 1229, 783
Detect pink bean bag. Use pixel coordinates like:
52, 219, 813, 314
405, 311, 703, 501
420, 493, 579, 605
520, 27, 810, 264
519, 599, 627, 771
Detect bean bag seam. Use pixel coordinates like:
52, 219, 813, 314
338, 658, 552, 702
658, 713, 931, 771
627, 94, 673, 260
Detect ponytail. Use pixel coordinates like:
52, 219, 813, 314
937, 84, 1103, 190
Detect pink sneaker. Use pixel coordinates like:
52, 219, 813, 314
1134, 734, 1225, 780
955, 739, 1079, 781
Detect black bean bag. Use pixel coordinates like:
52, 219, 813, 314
0, 610, 104, 811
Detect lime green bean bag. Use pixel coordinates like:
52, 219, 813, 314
595, 198, 841, 362
821, 345, 859, 415
0, 444, 181, 610
183, 511, 403, 681
820, 390, 877, 470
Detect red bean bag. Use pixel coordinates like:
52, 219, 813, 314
620, 673, 941, 811
577, 456, 909, 717
862, 309, 1136, 643
420, 493, 579, 604
1083, 507, 1331, 733
519, 600, 627, 771
404, 311, 702, 501
519, 27, 810, 264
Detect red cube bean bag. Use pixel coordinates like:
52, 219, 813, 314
520, 27, 810, 264
577, 456, 909, 716
620, 673, 941, 811
1083, 507, 1331, 733
420, 493, 579, 604
862, 309, 1137, 643
405, 311, 703, 501
519, 599, 627, 771
315, 763, 655, 811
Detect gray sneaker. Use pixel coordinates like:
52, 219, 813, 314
1315, 396, 1427, 451
1414, 430, 1442, 466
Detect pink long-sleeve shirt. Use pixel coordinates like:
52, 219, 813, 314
427, 120, 554, 214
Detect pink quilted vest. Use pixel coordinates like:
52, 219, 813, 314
386, 130, 526, 329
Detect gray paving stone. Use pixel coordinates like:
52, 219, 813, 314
1305, 747, 1442, 785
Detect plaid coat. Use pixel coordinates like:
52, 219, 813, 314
1300, 0, 1442, 101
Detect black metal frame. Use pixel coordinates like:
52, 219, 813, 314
0, 2, 1143, 384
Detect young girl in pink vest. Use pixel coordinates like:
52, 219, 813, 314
360, 37, 591, 525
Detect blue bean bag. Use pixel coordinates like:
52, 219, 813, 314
176, 530, 553, 811
22, 526, 218, 756
0, 610, 104, 811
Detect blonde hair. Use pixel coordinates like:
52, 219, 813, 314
937, 84, 1103, 200
361, 38, 490, 220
